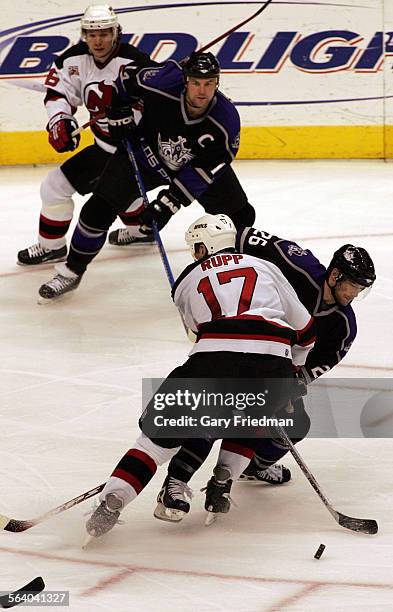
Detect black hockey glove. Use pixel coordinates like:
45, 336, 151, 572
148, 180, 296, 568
139, 189, 182, 231
47, 113, 80, 153
292, 371, 308, 402
106, 104, 137, 145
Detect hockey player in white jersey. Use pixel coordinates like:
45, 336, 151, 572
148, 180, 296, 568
85, 214, 315, 538
17, 5, 152, 267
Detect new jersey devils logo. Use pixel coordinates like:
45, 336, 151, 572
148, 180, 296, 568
84, 81, 113, 118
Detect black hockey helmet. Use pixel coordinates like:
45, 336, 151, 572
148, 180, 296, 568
183, 52, 220, 81
327, 244, 376, 287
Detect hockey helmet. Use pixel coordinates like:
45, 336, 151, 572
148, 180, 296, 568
327, 244, 376, 288
183, 52, 220, 81
81, 5, 120, 41
185, 214, 236, 257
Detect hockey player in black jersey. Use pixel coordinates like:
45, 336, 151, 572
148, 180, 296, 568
107, 51, 254, 246
37, 51, 255, 302
154, 225, 376, 521
17, 5, 152, 267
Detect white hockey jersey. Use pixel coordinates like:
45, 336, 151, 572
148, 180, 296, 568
43, 41, 151, 153
173, 251, 316, 365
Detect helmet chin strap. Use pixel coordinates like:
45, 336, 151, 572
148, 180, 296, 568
326, 276, 341, 306
330, 282, 340, 306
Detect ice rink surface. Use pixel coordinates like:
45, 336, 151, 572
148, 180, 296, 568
0, 159, 392, 611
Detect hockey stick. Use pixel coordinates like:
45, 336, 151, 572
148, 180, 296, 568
123, 139, 175, 286
199, 0, 274, 53
276, 425, 378, 534
0, 483, 104, 533
0, 577, 45, 609
71, 114, 104, 138
123, 138, 193, 339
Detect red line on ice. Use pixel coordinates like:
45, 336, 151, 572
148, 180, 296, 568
0, 546, 392, 593
80, 568, 134, 597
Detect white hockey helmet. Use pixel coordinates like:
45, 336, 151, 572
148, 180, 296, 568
81, 5, 119, 41
185, 214, 236, 257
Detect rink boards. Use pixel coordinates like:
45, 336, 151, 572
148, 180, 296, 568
1, 1, 393, 162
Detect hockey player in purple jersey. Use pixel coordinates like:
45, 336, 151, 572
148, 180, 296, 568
107, 52, 252, 245
236, 228, 376, 386
228, 228, 376, 482
38, 52, 255, 302
154, 227, 376, 522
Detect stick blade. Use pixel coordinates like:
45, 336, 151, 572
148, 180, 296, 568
18, 576, 45, 592
0, 513, 33, 533
0, 577, 45, 609
3, 518, 34, 533
337, 512, 378, 534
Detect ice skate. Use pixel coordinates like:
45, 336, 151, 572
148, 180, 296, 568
38, 263, 82, 304
238, 461, 291, 485
154, 476, 193, 523
85, 492, 123, 539
108, 226, 154, 246
17, 243, 67, 266
203, 466, 233, 526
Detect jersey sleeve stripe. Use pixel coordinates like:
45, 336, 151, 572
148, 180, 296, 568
172, 177, 195, 203
194, 167, 213, 184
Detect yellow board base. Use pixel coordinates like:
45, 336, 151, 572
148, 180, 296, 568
1, 126, 393, 164
238, 125, 393, 159
0, 130, 94, 165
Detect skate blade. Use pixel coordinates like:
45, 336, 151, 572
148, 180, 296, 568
153, 503, 185, 523
17, 257, 67, 267
37, 291, 76, 305
109, 240, 156, 248
238, 475, 287, 485
237, 475, 260, 483
82, 534, 95, 549
37, 295, 58, 305
37, 296, 64, 305
204, 511, 217, 527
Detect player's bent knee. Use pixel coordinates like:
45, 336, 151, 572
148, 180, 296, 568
80, 194, 118, 230
40, 167, 75, 203
134, 434, 181, 466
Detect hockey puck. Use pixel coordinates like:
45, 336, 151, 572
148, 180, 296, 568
314, 544, 325, 559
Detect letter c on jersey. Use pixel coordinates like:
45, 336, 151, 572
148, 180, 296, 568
198, 134, 214, 148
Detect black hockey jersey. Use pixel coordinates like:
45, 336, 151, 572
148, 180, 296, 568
115, 60, 241, 203
44, 41, 151, 153
237, 228, 357, 383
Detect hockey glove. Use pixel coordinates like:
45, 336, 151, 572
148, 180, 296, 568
47, 113, 80, 153
292, 371, 308, 402
139, 189, 181, 231
107, 104, 137, 145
